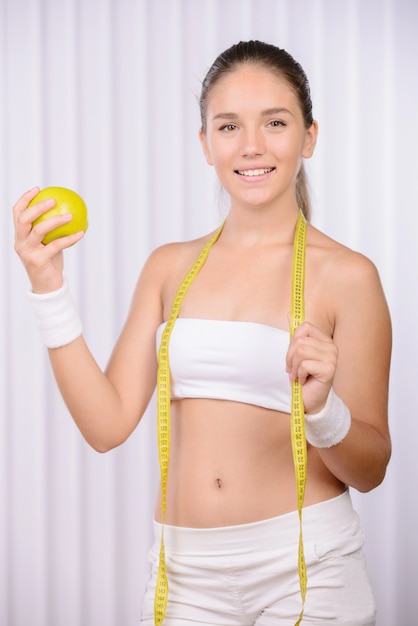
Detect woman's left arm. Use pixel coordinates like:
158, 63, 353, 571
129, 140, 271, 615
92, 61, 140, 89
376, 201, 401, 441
287, 251, 392, 492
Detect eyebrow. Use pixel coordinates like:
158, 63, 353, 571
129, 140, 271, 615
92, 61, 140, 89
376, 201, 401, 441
212, 107, 294, 121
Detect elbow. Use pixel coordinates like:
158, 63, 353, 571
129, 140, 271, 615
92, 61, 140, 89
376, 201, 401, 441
92, 442, 116, 454
355, 470, 386, 493
354, 441, 392, 493
90, 436, 128, 453
77, 412, 136, 453
82, 432, 129, 454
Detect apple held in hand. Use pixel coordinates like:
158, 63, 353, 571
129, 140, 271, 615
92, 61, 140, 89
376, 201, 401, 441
29, 186, 88, 245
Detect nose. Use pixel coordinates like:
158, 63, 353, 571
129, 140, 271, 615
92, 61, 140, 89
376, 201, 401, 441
240, 125, 265, 157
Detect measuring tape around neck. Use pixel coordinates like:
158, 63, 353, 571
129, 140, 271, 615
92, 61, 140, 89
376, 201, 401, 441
155, 212, 308, 625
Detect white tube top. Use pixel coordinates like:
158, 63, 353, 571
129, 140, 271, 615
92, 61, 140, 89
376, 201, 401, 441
156, 318, 291, 413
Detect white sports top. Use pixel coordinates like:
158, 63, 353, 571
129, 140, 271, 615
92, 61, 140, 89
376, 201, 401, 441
156, 318, 292, 413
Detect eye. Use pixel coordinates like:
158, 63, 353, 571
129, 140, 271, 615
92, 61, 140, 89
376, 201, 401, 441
219, 123, 238, 132
268, 120, 286, 128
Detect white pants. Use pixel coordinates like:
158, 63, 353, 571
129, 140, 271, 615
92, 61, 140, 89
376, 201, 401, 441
140, 490, 376, 625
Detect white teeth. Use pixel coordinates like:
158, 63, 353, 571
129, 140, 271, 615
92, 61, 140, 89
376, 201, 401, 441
237, 168, 273, 176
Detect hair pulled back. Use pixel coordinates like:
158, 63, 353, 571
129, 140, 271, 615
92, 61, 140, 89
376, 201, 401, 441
200, 40, 314, 221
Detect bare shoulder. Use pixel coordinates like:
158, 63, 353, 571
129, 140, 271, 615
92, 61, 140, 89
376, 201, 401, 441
307, 223, 383, 292
306, 224, 391, 337
144, 230, 218, 281
134, 229, 221, 318
116, 229, 219, 341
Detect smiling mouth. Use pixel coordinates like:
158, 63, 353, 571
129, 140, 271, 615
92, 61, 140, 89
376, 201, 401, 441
235, 167, 275, 177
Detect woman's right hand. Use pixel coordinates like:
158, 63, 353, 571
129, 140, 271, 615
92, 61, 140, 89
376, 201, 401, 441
13, 187, 84, 294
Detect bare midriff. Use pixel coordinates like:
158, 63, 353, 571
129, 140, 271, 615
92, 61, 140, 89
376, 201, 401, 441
154, 397, 345, 528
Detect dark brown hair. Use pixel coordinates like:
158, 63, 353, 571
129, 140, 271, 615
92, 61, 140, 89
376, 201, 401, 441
200, 40, 314, 220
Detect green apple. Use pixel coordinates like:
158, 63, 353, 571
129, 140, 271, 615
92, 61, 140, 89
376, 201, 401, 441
29, 186, 88, 245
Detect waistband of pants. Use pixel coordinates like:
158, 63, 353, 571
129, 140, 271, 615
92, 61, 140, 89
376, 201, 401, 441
153, 489, 359, 554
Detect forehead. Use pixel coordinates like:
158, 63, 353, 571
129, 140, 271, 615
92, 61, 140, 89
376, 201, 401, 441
207, 64, 300, 115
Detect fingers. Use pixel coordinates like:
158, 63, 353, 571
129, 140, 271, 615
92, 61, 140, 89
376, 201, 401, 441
20, 197, 56, 228
13, 187, 41, 227
286, 321, 338, 414
13, 187, 84, 294
14, 187, 75, 253
14, 187, 50, 246
30, 212, 72, 242
289, 356, 336, 386
286, 321, 338, 386
42, 229, 85, 252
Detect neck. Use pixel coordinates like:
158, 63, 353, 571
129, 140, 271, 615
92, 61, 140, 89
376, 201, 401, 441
222, 202, 301, 247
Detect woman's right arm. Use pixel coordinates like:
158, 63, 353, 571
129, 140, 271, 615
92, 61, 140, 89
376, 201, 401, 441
13, 187, 164, 452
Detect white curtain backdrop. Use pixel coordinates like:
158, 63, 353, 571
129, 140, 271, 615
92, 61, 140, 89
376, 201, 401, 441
1, 0, 417, 624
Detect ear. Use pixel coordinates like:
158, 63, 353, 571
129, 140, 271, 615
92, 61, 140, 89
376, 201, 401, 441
302, 120, 318, 159
198, 128, 214, 166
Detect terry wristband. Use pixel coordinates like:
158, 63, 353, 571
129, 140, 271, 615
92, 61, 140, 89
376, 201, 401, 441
27, 277, 83, 348
304, 388, 351, 448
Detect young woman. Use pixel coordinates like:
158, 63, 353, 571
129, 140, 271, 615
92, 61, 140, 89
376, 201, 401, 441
13, 41, 391, 625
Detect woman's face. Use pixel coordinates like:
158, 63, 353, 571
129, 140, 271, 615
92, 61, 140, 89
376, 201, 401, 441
199, 64, 317, 212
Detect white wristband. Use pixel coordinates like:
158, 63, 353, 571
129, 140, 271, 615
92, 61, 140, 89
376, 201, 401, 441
304, 388, 351, 448
27, 277, 83, 348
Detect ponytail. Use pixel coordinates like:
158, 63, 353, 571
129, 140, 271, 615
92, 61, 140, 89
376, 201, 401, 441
296, 162, 311, 222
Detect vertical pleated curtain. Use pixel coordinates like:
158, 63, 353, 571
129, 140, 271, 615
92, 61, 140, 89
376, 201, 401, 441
1, 0, 417, 624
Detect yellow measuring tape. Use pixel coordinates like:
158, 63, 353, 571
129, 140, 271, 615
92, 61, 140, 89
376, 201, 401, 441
155, 212, 307, 625
155, 224, 224, 624
290, 212, 308, 625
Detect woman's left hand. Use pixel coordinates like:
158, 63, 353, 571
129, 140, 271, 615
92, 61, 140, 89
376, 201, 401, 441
286, 321, 338, 414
